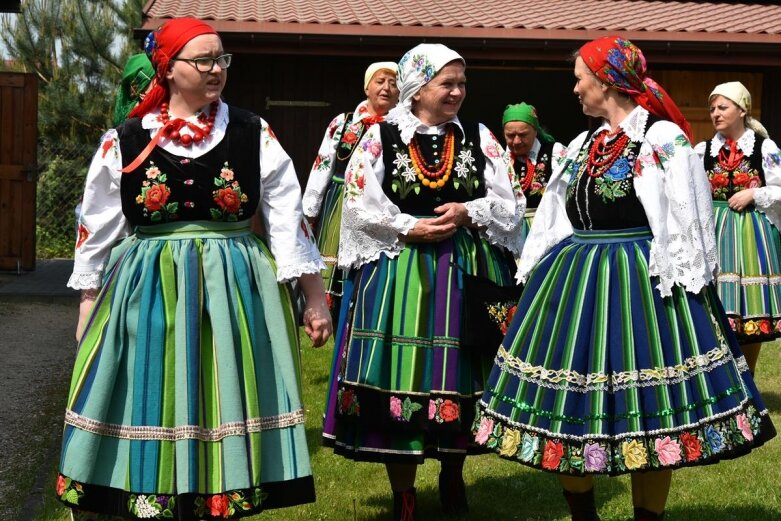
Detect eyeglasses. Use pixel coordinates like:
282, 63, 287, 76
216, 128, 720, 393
171, 54, 232, 73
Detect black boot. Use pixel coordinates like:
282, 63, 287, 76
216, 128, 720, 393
393, 487, 416, 521
439, 467, 468, 515
634, 507, 665, 520
562, 488, 601, 521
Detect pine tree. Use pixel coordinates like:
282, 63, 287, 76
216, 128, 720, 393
0, 0, 145, 257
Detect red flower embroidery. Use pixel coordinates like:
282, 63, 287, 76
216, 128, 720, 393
214, 188, 242, 214
439, 400, 460, 422
759, 319, 772, 335
733, 172, 749, 186
101, 137, 114, 158
206, 494, 229, 517
356, 176, 365, 190
340, 389, 356, 413
710, 174, 729, 189
679, 432, 702, 461
144, 184, 170, 212
342, 131, 358, 145
542, 440, 564, 470
56, 475, 66, 496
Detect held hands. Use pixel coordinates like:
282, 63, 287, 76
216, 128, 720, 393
402, 203, 471, 243
728, 188, 755, 212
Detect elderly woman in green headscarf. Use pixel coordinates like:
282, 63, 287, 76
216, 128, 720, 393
112, 53, 155, 126
502, 102, 564, 244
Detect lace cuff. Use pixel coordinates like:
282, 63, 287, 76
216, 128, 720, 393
302, 188, 324, 218
67, 271, 103, 290
464, 199, 523, 257
276, 257, 327, 283
648, 227, 717, 298
338, 207, 417, 269
753, 187, 781, 230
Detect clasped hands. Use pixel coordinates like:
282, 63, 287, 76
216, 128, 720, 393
402, 202, 472, 243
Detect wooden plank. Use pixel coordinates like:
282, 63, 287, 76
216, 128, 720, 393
0, 74, 24, 88
0, 178, 11, 258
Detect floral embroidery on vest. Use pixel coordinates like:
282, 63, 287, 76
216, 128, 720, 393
390, 145, 421, 198
211, 162, 249, 221
136, 161, 177, 222
707, 156, 761, 200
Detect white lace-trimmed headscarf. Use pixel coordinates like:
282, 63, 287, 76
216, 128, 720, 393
709, 81, 769, 138
385, 43, 465, 144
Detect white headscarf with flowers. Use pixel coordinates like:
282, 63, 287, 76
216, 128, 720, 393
386, 43, 465, 144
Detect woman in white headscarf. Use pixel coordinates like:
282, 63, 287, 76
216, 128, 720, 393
303, 62, 399, 320
321, 43, 523, 520
695, 81, 781, 375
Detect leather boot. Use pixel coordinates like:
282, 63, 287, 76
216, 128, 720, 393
562, 488, 601, 521
439, 467, 468, 515
393, 487, 416, 521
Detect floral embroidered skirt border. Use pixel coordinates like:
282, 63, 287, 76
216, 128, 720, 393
713, 201, 781, 342
57, 222, 315, 519
323, 229, 517, 463
474, 227, 775, 476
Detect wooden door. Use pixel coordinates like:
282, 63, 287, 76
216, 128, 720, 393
0, 72, 38, 270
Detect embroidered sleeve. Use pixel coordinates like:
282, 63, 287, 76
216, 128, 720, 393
338, 124, 418, 269
751, 138, 781, 230
258, 118, 326, 282
516, 133, 585, 283
302, 113, 347, 218
67, 129, 132, 290
637, 121, 718, 297
463, 124, 525, 256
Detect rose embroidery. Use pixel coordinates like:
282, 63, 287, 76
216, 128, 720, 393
621, 439, 648, 470
428, 398, 460, 423
390, 395, 422, 421
583, 442, 608, 472
654, 436, 682, 466
541, 440, 564, 470
136, 162, 178, 222
211, 162, 248, 221
474, 417, 495, 445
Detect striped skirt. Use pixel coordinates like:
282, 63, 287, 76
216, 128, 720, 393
57, 222, 314, 519
474, 227, 775, 476
314, 176, 345, 316
323, 228, 517, 463
713, 201, 781, 342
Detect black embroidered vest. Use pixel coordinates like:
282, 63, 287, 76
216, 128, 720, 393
515, 140, 555, 209
703, 137, 766, 201
118, 106, 262, 227
566, 116, 660, 230
333, 113, 368, 179
379, 121, 486, 216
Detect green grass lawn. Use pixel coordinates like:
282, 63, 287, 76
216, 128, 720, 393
36, 337, 781, 521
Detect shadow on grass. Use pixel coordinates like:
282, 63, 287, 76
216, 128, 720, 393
357, 473, 628, 521
667, 504, 781, 520
758, 390, 780, 413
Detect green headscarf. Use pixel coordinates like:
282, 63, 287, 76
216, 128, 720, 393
112, 53, 155, 126
501, 102, 555, 144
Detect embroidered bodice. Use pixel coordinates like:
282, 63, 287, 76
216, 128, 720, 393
565, 116, 659, 230
379, 122, 486, 215
702, 135, 766, 201
118, 108, 261, 226
511, 139, 555, 209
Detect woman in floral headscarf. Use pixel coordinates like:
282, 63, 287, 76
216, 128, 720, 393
322, 43, 522, 520
502, 102, 565, 245
59, 17, 330, 520
473, 36, 775, 521
303, 61, 399, 322
694, 81, 781, 376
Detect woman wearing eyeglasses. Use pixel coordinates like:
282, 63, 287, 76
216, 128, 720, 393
58, 18, 331, 520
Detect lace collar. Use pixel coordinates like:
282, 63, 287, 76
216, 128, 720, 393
386, 109, 466, 145
594, 105, 649, 143
709, 129, 756, 158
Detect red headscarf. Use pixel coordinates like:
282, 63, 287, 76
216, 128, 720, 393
127, 17, 217, 119
579, 36, 693, 143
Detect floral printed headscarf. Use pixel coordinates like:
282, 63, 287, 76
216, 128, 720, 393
579, 36, 693, 142
386, 43, 465, 143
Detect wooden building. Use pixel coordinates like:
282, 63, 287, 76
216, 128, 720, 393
139, 0, 781, 183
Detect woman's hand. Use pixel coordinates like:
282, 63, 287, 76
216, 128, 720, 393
402, 216, 457, 243
76, 289, 98, 342
433, 202, 472, 228
298, 273, 333, 347
728, 188, 755, 212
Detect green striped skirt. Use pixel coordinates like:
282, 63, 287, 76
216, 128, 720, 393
314, 176, 345, 318
57, 221, 314, 519
474, 227, 775, 476
323, 228, 517, 463
713, 201, 781, 342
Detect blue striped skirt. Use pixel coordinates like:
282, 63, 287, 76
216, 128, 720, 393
57, 221, 314, 519
474, 227, 775, 476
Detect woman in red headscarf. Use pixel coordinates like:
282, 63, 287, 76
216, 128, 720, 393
58, 18, 331, 520
473, 36, 775, 521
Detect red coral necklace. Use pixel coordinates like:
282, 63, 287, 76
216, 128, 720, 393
160, 101, 218, 146
586, 127, 630, 178
512, 153, 536, 192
